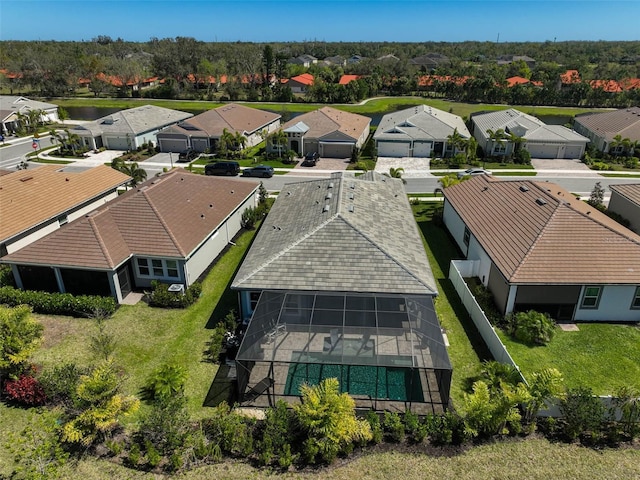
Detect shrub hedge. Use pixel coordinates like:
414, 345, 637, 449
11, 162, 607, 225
0, 286, 116, 317
148, 281, 202, 308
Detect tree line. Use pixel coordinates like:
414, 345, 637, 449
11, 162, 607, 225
1, 39, 639, 107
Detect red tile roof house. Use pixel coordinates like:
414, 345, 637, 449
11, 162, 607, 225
287, 73, 314, 94
1, 170, 259, 303
443, 176, 640, 322
608, 184, 640, 235
270, 106, 371, 159
0, 165, 130, 257
156, 103, 281, 154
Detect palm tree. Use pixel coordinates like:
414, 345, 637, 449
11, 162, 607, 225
269, 129, 288, 159
486, 128, 508, 157
388, 167, 406, 184
446, 128, 467, 159
217, 128, 235, 158
120, 162, 147, 189
26, 109, 44, 134
465, 135, 478, 163
233, 131, 247, 154
609, 134, 631, 156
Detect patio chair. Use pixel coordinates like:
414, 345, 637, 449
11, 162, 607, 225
323, 328, 341, 353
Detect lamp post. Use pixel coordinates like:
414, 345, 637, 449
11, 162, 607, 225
169, 152, 173, 169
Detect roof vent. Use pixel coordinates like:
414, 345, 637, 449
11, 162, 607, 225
19, 176, 33, 182
328, 182, 334, 189
348, 205, 354, 212
323, 205, 330, 212
348, 193, 354, 200
325, 192, 332, 200
519, 185, 529, 192
350, 182, 355, 189
535, 198, 547, 206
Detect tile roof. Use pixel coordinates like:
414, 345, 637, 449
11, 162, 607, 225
3, 171, 258, 269
279, 107, 370, 142
71, 105, 192, 137
444, 176, 640, 284
560, 69, 581, 84
573, 107, 640, 143
472, 109, 588, 143
163, 103, 280, 138
338, 75, 362, 85
610, 184, 640, 206
374, 105, 470, 142
0, 165, 130, 243
232, 172, 437, 295
290, 73, 315, 86
589, 79, 622, 93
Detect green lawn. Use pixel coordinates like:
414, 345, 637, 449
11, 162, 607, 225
413, 203, 487, 403
51, 96, 608, 120
498, 323, 640, 395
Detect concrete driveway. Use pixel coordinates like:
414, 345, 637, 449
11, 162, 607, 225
530, 158, 600, 176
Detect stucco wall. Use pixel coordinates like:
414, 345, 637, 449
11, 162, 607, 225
608, 191, 640, 234
574, 284, 640, 322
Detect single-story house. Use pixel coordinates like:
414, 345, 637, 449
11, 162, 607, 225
0, 96, 60, 135
70, 105, 193, 151
471, 109, 589, 159
608, 184, 640, 234
443, 175, 640, 322
2, 171, 259, 303
156, 103, 281, 153
573, 107, 640, 154
410, 53, 450, 70
232, 172, 451, 412
496, 55, 536, 69
374, 105, 471, 158
287, 54, 318, 68
322, 55, 346, 67
0, 165, 130, 256
338, 75, 362, 85
271, 106, 370, 158
287, 73, 314, 94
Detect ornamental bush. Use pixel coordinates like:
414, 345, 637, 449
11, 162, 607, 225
148, 281, 201, 308
3, 374, 46, 406
505, 310, 556, 346
0, 286, 116, 317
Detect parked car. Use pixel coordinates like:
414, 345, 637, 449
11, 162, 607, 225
178, 148, 198, 162
204, 161, 240, 176
242, 165, 274, 178
457, 168, 492, 179
302, 151, 320, 166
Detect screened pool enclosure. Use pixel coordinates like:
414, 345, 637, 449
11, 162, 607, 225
236, 291, 452, 413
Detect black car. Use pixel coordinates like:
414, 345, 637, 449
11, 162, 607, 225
242, 165, 274, 178
302, 151, 320, 166
204, 161, 241, 176
178, 148, 198, 162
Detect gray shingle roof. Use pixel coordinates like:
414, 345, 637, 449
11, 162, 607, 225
374, 105, 470, 142
573, 107, 640, 143
232, 172, 437, 295
71, 105, 192, 137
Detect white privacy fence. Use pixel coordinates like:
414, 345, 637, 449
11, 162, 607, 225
449, 259, 527, 385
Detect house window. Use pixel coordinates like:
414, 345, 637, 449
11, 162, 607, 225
166, 260, 179, 278
632, 287, 640, 309
463, 227, 470, 246
137, 258, 150, 276
581, 286, 602, 309
493, 143, 506, 154
152, 259, 163, 276
136, 258, 180, 279
249, 291, 261, 311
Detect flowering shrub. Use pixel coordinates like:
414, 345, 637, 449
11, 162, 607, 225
4, 375, 46, 406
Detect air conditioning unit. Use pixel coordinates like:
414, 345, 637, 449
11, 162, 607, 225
168, 284, 185, 295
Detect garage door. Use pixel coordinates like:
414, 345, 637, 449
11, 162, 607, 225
321, 143, 353, 158
105, 136, 131, 150
377, 141, 411, 157
413, 141, 433, 157
563, 145, 583, 159
159, 138, 189, 153
526, 143, 559, 159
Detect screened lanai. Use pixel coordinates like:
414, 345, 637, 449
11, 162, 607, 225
236, 291, 452, 413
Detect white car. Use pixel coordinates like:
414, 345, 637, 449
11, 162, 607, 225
457, 168, 492, 179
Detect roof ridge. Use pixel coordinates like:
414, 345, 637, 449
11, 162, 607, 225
337, 214, 437, 295
139, 187, 187, 256
233, 215, 337, 286
87, 214, 117, 268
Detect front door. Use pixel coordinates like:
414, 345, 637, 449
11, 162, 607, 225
117, 264, 132, 298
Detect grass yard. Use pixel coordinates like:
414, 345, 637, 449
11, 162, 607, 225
412, 203, 488, 403
497, 323, 640, 395
52, 437, 640, 479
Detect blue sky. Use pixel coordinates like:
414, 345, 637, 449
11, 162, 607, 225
1, 1, 639, 42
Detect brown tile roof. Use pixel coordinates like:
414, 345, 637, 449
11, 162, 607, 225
280, 106, 370, 142
444, 176, 640, 284
170, 103, 280, 137
610, 184, 640, 206
574, 107, 640, 143
3, 171, 258, 269
0, 165, 130, 243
